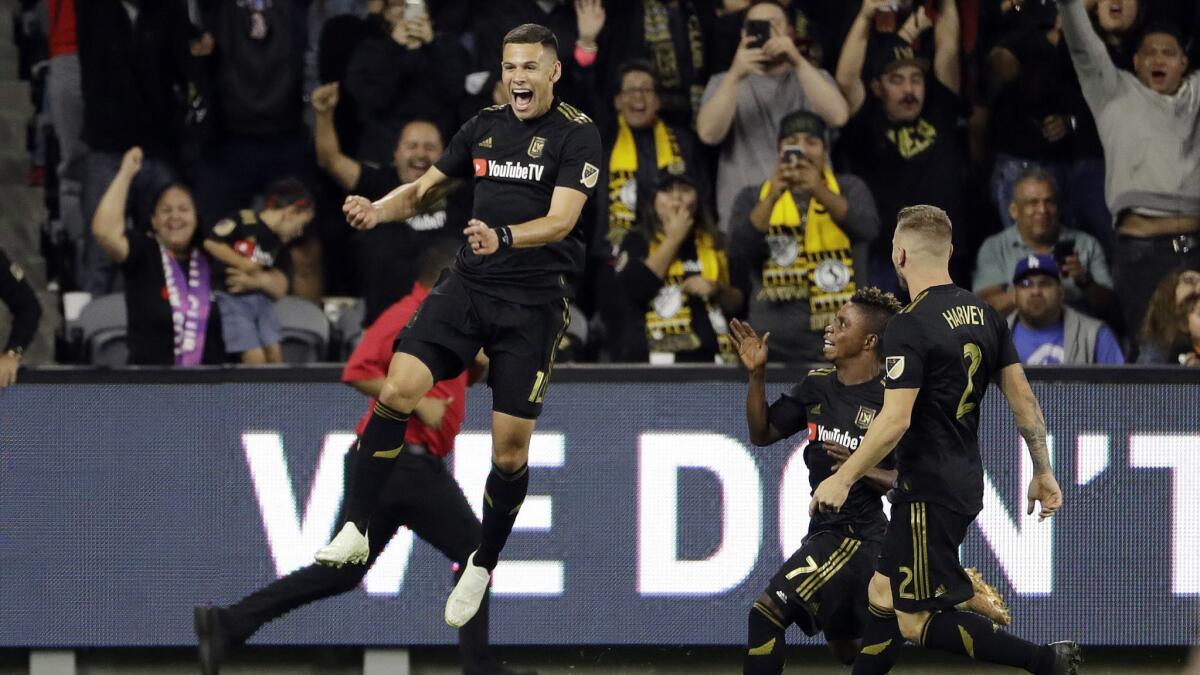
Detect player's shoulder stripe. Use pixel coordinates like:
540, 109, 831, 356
481, 103, 509, 114
556, 101, 594, 125
899, 289, 931, 314
806, 367, 835, 377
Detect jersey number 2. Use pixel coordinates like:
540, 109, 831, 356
955, 342, 982, 419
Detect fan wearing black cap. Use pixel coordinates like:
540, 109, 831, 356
728, 110, 879, 363
832, 0, 967, 293
611, 170, 744, 363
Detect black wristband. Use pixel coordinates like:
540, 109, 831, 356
496, 225, 513, 249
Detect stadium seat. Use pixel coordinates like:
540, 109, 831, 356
70, 293, 128, 366
275, 296, 331, 363
334, 299, 366, 360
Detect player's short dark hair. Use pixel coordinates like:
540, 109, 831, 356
849, 287, 904, 346
896, 204, 952, 243
418, 239, 460, 286
503, 23, 559, 55
616, 59, 656, 91
263, 177, 313, 212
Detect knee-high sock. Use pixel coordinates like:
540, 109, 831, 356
344, 402, 409, 531
851, 602, 905, 674
920, 610, 1054, 674
743, 602, 786, 675
473, 463, 529, 570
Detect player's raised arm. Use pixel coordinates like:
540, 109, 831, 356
997, 363, 1063, 521
344, 165, 451, 231
728, 318, 784, 446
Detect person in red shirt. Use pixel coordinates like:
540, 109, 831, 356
195, 242, 532, 675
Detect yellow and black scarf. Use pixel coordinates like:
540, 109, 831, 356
645, 230, 735, 361
643, 0, 706, 122
607, 115, 684, 247
757, 169, 856, 331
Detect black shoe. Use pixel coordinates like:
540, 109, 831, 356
464, 663, 538, 675
1047, 640, 1082, 675
194, 605, 233, 675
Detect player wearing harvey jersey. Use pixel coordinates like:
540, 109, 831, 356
732, 289, 1008, 675
315, 23, 602, 630
811, 206, 1080, 674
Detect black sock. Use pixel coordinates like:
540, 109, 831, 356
920, 609, 1053, 673
344, 402, 409, 531
473, 463, 529, 570
851, 602, 905, 674
742, 602, 786, 674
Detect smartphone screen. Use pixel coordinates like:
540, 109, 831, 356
1052, 240, 1076, 265
404, 0, 426, 21
745, 20, 771, 48
781, 145, 806, 164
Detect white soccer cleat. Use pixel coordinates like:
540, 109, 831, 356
314, 522, 369, 567
445, 551, 491, 627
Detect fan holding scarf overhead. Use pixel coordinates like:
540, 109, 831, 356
729, 110, 880, 363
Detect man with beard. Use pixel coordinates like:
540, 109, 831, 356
697, 0, 849, 228
833, 0, 967, 293
318, 24, 602, 632
313, 82, 470, 324
1059, 0, 1200, 350
810, 205, 1080, 675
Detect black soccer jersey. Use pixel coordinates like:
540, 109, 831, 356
435, 98, 603, 304
768, 368, 892, 542
882, 284, 1020, 515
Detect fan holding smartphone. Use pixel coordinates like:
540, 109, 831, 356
695, 2, 850, 224
732, 110, 881, 363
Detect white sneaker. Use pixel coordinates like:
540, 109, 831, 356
315, 522, 369, 567
444, 551, 491, 627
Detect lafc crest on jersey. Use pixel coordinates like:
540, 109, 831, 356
855, 406, 877, 430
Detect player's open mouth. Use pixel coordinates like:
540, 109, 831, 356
512, 88, 534, 112
1150, 70, 1168, 87
1108, 1, 1122, 17
823, 339, 835, 349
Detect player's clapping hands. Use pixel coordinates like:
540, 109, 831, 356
464, 219, 500, 256
344, 196, 380, 231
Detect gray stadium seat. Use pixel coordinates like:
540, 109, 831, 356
274, 296, 331, 363
71, 293, 128, 366
335, 300, 366, 360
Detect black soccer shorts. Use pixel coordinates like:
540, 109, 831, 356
767, 531, 879, 641
395, 270, 570, 419
877, 500, 974, 613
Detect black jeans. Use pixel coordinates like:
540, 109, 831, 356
1114, 233, 1200, 338
222, 444, 490, 668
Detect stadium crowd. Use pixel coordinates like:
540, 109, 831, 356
6, 0, 1200, 377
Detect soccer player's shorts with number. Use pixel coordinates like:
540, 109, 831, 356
877, 500, 975, 613
395, 269, 570, 420
767, 531, 880, 641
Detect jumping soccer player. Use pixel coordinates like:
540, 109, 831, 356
810, 205, 1081, 674
316, 22, 602, 631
